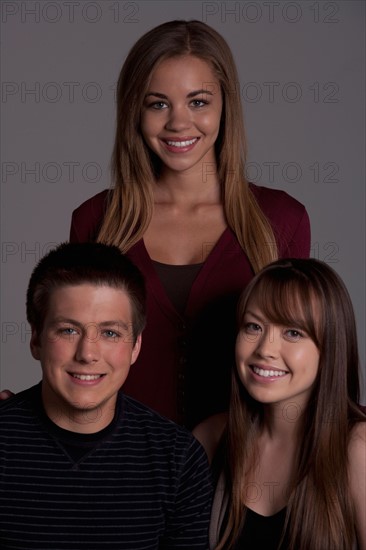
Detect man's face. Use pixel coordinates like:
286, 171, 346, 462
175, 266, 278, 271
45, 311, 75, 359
31, 284, 141, 433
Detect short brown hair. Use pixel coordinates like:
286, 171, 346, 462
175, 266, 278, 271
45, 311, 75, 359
26, 242, 146, 342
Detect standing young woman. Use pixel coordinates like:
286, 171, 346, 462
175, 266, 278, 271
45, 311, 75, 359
68, 20, 310, 428
194, 259, 366, 549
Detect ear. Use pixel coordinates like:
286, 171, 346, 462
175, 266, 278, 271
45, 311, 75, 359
131, 334, 142, 365
30, 327, 41, 360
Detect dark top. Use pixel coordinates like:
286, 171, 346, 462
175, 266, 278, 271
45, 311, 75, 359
152, 261, 203, 315
70, 183, 311, 427
233, 507, 288, 549
0, 383, 212, 549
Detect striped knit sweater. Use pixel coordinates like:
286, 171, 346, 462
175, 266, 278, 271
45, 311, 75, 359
0, 384, 212, 549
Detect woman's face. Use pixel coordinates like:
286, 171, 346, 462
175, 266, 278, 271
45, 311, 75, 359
235, 297, 320, 413
141, 55, 223, 177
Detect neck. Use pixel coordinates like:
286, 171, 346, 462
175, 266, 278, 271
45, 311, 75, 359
42, 384, 117, 434
156, 165, 221, 206
261, 401, 305, 441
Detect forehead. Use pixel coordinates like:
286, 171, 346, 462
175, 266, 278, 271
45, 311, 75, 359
45, 284, 132, 323
148, 55, 220, 91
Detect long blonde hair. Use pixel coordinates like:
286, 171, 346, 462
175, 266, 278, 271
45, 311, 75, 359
98, 20, 277, 272
218, 258, 365, 549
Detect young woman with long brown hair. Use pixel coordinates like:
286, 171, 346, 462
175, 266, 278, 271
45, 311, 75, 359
194, 258, 366, 549
68, 20, 310, 428
0, 21, 310, 428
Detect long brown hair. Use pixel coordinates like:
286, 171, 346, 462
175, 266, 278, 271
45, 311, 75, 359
219, 258, 365, 549
97, 20, 277, 272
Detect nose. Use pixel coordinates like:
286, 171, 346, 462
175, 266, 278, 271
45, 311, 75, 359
75, 326, 100, 364
255, 326, 280, 359
165, 105, 191, 132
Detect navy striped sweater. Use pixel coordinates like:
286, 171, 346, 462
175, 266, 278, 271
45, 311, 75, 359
0, 384, 212, 549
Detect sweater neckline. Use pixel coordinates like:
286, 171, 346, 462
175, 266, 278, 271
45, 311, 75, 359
133, 227, 233, 318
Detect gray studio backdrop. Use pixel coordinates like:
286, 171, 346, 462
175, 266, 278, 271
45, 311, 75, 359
1, 0, 365, 403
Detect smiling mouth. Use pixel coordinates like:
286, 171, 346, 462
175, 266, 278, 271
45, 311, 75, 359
252, 366, 288, 378
70, 374, 104, 381
164, 138, 198, 147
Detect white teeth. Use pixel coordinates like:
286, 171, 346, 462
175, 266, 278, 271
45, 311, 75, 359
253, 367, 287, 378
166, 138, 197, 147
72, 374, 102, 381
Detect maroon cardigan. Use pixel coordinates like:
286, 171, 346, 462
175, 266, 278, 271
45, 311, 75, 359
70, 184, 311, 427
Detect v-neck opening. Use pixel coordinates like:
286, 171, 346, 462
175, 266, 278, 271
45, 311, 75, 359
137, 227, 231, 317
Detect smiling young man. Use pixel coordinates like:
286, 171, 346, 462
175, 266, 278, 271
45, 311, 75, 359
0, 242, 212, 549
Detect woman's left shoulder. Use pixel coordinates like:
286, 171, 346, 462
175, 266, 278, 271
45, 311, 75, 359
249, 182, 311, 258
192, 412, 228, 464
348, 422, 366, 550
348, 422, 366, 498
249, 182, 306, 216
349, 422, 366, 457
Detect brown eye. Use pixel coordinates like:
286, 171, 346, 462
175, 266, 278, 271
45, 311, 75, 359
190, 99, 208, 107
284, 329, 303, 341
243, 322, 261, 334
150, 101, 168, 110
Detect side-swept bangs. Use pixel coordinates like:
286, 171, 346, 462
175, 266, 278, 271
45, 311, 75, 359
237, 258, 360, 403
237, 265, 321, 348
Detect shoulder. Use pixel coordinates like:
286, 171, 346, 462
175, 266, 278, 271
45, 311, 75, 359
249, 182, 307, 219
0, 385, 38, 411
120, 395, 211, 482
249, 182, 311, 258
70, 189, 111, 242
73, 188, 110, 209
348, 422, 366, 470
193, 412, 228, 464
0, 385, 40, 429
348, 422, 366, 550
121, 394, 201, 449
71, 189, 110, 220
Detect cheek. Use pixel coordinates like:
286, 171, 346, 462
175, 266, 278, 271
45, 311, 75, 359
41, 337, 75, 363
235, 336, 250, 383
141, 112, 160, 137
200, 112, 221, 133
309, 351, 320, 379
236, 331, 259, 357
294, 346, 320, 378
109, 344, 134, 365
139, 114, 149, 141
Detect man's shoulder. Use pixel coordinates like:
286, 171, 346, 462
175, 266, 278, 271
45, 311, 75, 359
120, 394, 199, 447
0, 384, 39, 412
0, 384, 41, 436
121, 394, 191, 431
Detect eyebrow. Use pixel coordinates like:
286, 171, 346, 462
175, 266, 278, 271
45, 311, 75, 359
244, 310, 265, 322
145, 89, 214, 100
99, 321, 130, 331
50, 318, 130, 331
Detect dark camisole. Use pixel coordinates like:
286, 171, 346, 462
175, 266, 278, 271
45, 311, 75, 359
233, 507, 288, 549
152, 260, 203, 315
